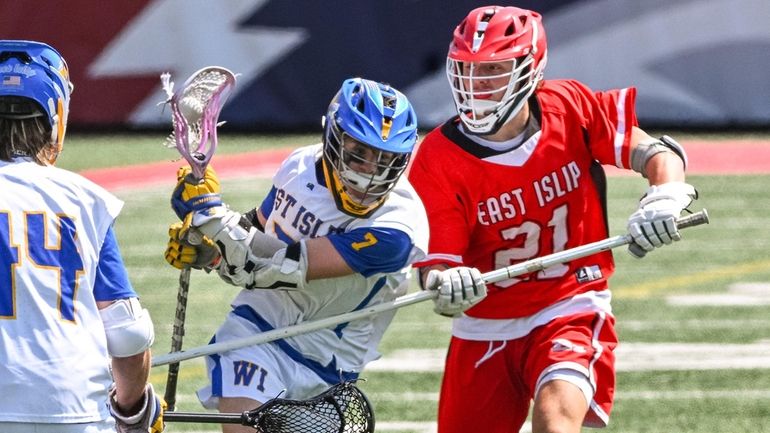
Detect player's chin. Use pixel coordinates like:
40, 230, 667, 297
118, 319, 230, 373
346, 188, 384, 205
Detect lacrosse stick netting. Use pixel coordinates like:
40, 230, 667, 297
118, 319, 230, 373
164, 381, 375, 433
161, 66, 236, 179
251, 381, 373, 433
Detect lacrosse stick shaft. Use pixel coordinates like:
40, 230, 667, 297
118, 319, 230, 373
152, 209, 708, 367
163, 267, 190, 411
164, 411, 245, 424
152, 289, 432, 366
484, 209, 709, 284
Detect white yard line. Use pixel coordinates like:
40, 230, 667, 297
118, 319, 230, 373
376, 421, 438, 433
666, 282, 770, 306
167, 389, 770, 433
366, 341, 770, 372
370, 389, 770, 402
373, 390, 770, 432
376, 421, 530, 433
667, 294, 770, 306
620, 319, 770, 331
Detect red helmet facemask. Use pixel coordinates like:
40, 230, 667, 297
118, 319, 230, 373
446, 6, 547, 135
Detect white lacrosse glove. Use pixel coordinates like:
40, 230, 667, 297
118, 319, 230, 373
218, 242, 308, 291
108, 383, 166, 433
192, 205, 300, 290
425, 266, 487, 317
627, 182, 697, 258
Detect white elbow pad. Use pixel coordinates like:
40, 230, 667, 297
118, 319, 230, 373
99, 298, 155, 357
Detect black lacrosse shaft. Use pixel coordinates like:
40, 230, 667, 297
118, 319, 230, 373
164, 267, 191, 411
164, 411, 247, 424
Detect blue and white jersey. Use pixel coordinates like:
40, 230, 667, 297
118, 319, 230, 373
230, 144, 428, 374
0, 157, 135, 423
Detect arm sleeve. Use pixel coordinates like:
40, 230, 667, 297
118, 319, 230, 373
326, 227, 413, 277
93, 226, 137, 301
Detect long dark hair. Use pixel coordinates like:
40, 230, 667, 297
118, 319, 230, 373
0, 116, 55, 164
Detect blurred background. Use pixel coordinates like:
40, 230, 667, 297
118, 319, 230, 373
4, 1, 769, 432
2, 0, 769, 132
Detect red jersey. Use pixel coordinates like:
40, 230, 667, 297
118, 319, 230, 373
409, 79, 638, 319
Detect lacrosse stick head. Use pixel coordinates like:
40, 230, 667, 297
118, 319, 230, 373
244, 381, 374, 433
161, 66, 236, 179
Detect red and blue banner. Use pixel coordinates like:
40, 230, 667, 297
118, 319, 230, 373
2, 0, 768, 130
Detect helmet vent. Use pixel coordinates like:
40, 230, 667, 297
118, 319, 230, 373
0, 96, 43, 118
0, 51, 32, 64
383, 95, 396, 109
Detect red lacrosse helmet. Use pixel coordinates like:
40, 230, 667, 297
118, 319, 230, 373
446, 6, 547, 135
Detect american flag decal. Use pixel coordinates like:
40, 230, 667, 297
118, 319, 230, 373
2, 75, 22, 86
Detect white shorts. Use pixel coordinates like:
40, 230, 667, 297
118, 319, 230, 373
197, 307, 358, 409
0, 419, 115, 433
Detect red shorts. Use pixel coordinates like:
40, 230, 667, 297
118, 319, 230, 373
437, 312, 617, 433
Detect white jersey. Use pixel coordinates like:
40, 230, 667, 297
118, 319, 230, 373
230, 144, 428, 373
0, 158, 123, 423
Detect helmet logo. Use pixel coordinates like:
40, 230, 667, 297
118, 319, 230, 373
471, 21, 488, 53
1, 75, 21, 86
381, 117, 392, 140
0, 63, 36, 77
531, 21, 540, 54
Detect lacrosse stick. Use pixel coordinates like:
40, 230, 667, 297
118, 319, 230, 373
159, 66, 236, 411
164, 381, 375, 433
153, 209, 708, 367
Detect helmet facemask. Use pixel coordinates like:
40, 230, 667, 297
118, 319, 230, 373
445, 6, 548, 135
446, 53, 545, 135
323, 117, 410, 217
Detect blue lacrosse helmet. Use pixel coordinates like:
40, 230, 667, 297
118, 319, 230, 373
322, 78, 418, 217
0, 40, 73, 154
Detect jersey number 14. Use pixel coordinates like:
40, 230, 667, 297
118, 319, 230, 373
0, 211, 84, 321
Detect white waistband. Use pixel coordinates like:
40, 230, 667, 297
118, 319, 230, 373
451, 290, 613, 341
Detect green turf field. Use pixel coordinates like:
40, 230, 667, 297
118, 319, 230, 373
61, 134, 770, 433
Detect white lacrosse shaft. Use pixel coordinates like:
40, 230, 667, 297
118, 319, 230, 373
152, 209, 708, 367
484, 209, 708, 284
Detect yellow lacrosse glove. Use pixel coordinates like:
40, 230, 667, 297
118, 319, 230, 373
108, 383, 167, 433
170, 165, 222, 220
150, 394, 167, 433
164, 222, 221, 270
